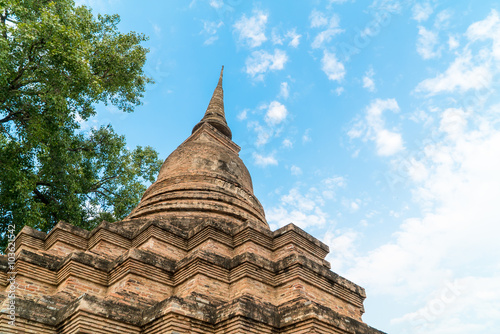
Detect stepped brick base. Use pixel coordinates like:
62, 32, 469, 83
1, 219, 384, 333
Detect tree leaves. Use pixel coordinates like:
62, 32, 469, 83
0, 0, 161, 249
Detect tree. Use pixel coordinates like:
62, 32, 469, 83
0, 0, 162, 249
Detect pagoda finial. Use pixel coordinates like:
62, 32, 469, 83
218, 65, 224, 87
192, 66, 232, 139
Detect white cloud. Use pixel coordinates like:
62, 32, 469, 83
448, 35, 459, 50
466, 9, 500, 60
237, 109, 248, 121
416, 11, 500, 95
349, 98, 404, 156
279, 82, 289, 99
286, 29, 301, 48
271, 28, 301, 48
347, 106, 500, 332
243, 100, 289, 147
245, 49, 288, 80
310, 9, 329, 28
415, 52, 492, 95
253, 152, 278, 167
375, 129, 404, 156
412, 2, 433, 22
302, 129, 312, 143
282, 138, 293, 148
310, 11, 343, 49
209, 0, 223, 8
323, 176, 346, 188
417, 26, 440, 59
321, 51, 345, 82
341, 13, 500, 322
394, 276, 500, 334
370, 0, 402, 13
233, 10, 268, 48
75, 113, 99, 131
439, 108, 468, 140
271, 29, 283, 45
365, 99, 404, 157
323, 228, 359, 272
267, 175, 346, 230
363, 67, 376, 92
265, 101, 288, 125
248, 121, 272, 146
407, 157, 429, 183
267, 188, 328, 229
291, 165, 302, 176
466, 9, 500, 41
434, 9, 452, 30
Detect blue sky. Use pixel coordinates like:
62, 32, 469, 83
77, 0, 500, 333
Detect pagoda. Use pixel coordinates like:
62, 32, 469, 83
1, 68, 385, 334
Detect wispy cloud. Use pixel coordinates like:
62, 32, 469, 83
201, 20, 223, 45
209, 0, 223, 9
245, 49, 288, 80
286, 29, 302, 47
248, 121, 272, 146
253, 152, 278, 167
282, 138, 293, 148
417, 26, 441, 59
237, 109, 248, 121
302, 129, 312, 143
310, 10, 343, 49
233, 10, 268, 48
362, 67, 376, 92
279, 82, 289, 99
290, 165, 302, 176
310, 9, 329, 28
267, 188, 328, 229
412, 2, 433, 22
271, 28, 302, 48
416, 10, 500, 95
267, 175, 346, 230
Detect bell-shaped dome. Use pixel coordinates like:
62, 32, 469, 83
127, 68, 268, 229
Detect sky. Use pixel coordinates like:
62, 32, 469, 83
76, 0, 500, 333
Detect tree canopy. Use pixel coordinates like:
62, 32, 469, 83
0, 0, 162, 248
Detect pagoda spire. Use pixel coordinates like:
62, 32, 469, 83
192, 66, 232, 139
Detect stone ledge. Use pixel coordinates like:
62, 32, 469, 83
273, 223, 329, 253
3, 247, 365, 300
14, 219, 331, 268
1, 293, 385, 334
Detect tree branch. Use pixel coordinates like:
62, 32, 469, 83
0, 107, 20, 124
89, 175, 119, 193
1, 10, 7, 40
33, 188, 51, 205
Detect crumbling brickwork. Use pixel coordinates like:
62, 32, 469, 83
0, 68, 385, 334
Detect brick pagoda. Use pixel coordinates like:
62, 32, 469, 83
1, 68, 385, 334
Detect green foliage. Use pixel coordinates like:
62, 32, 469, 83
0, 0, 161, 248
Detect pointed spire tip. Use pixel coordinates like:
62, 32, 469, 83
218, 66, 224, 86
192, 67, 232, 139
